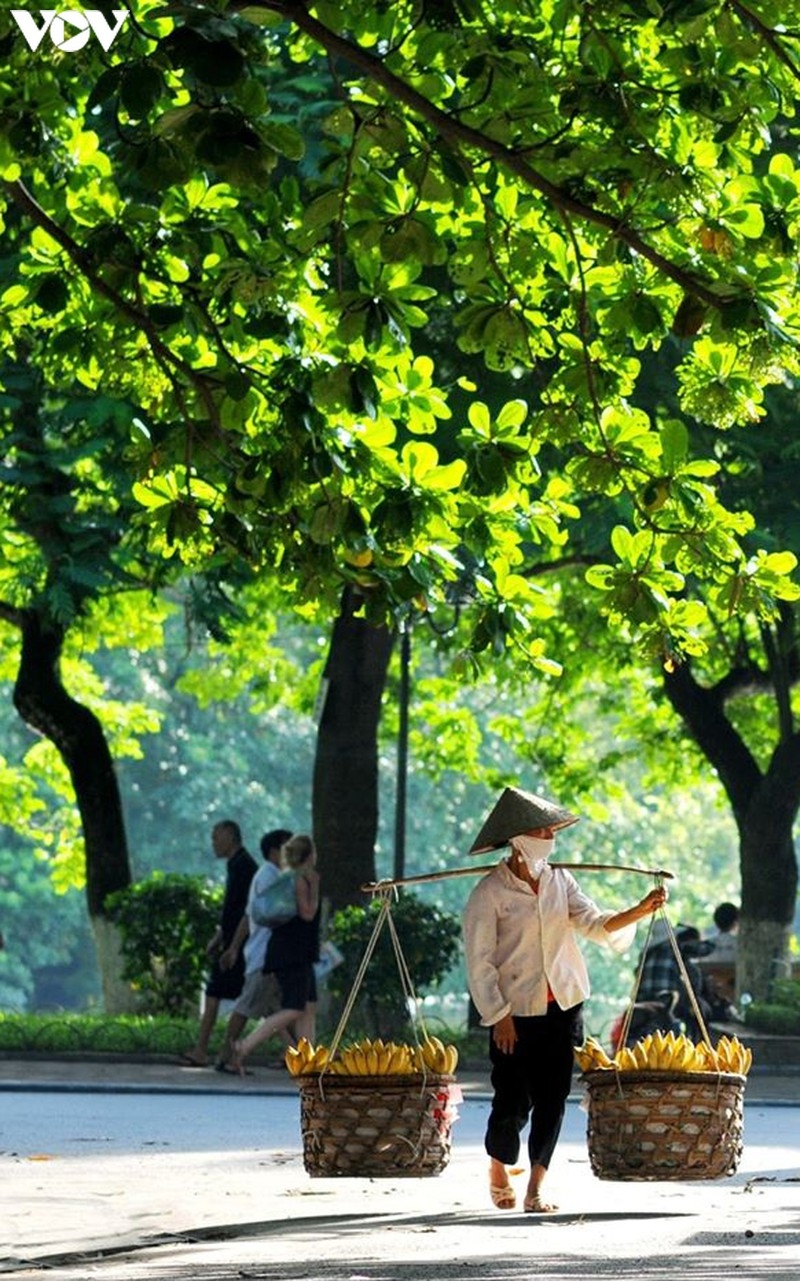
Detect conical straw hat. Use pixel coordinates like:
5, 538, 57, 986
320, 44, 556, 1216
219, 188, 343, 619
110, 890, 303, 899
468, 786, 579, 853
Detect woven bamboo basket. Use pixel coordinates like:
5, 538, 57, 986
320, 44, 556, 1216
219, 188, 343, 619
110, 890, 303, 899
298, 1072, 456, 1177
584, 1068, 746, 1181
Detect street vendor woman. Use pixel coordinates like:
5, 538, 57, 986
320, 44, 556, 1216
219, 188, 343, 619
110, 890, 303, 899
462, 787, 667, 1214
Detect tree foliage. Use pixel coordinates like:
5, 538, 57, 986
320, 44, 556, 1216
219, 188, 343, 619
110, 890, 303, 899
105, 871, 222, 1014
327, 891, 461, 1038
2, 0, 799, 666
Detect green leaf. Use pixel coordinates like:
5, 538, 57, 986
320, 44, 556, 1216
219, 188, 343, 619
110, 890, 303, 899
495, 400, 528, 432
261, 121, 306, 161
660, 420, 689, 470
610, 525, 633, 562
762, 552, 798, 576
467, 402, 492, 436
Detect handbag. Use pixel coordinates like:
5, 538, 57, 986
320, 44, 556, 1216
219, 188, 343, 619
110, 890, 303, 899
250, 869, 298, 927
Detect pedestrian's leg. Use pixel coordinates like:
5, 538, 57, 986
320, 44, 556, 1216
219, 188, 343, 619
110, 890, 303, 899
232, 1007, 303, 1073
292, 1002, 317, 1044
524, 1005, 582, 1212
485, 1023, 530, 1209
181, 995, 220, 1066
217, 1011, 248, 1069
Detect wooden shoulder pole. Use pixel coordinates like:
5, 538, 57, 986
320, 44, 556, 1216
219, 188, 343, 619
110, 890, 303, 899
361, 861, 673, 893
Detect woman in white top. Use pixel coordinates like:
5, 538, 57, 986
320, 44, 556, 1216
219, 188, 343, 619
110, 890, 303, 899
463, 825, 665, 1213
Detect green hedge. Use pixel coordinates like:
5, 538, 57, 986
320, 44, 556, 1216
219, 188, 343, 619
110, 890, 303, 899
0, 1013, 206, 1056
745, 978, 800, 1036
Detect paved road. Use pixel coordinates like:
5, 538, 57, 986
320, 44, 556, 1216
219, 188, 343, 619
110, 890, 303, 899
2, 1077, 799, 1281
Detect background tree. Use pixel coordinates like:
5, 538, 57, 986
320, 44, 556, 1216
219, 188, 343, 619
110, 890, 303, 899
3, 0, 800, 1000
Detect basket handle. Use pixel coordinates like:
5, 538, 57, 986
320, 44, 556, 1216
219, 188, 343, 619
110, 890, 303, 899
618, 882, 714, 1050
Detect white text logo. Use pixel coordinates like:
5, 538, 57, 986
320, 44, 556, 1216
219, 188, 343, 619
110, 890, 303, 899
11, 9, 129, 53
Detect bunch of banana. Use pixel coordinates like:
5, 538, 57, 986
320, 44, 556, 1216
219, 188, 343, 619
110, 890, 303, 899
627, 1029, 699, 1072
574, 1036, 615, 1072
413, 1035, 459, 1076
702, 1034, 753, 1075
285, 1034, 460, 1077
575, 1029, 752, 1076
327, 1038, 417, 1076
285, 1037, 330, 1076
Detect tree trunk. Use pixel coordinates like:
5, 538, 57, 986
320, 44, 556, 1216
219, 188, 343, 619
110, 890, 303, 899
312, 588, 395, 913
12, 610, 134, 1011
664, 663, 800, 1001
736, 744, 800, 999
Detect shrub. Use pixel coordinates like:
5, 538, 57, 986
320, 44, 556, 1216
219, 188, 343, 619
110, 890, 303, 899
327, 892, 460, 1040
105, 873, 222, 1015
745, 978, 800, 1035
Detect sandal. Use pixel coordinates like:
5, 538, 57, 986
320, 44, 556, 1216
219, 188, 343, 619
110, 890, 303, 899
523, 1193, 558, 1213
490, 1183, 516, 1210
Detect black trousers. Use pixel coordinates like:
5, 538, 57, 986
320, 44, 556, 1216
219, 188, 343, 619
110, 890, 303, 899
485, 1003, 583, 1169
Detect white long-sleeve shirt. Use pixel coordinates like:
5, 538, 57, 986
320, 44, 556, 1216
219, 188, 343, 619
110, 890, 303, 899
462, 859, 636, 1025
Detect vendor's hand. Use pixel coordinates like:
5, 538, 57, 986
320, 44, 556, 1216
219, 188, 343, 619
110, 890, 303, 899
492, 1014, 517, 1055
639, 886, 668, 917
218, 946, 237, 972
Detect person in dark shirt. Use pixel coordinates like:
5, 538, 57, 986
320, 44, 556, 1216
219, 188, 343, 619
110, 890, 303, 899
180, 820, 257, 1067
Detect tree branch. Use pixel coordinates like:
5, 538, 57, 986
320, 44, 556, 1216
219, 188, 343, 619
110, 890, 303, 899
522, 553, 604, 577
729, 0, 800, 81
260, 1, 739, 312
663, 661, 762, 826
1, 180, 221, 427
0, 601, 26, 629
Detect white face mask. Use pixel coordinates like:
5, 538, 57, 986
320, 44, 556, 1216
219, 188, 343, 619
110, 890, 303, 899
510, 834, 555, 877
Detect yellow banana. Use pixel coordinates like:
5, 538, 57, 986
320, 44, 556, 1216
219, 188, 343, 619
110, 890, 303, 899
631, 1039, 650, 1069
394, 1044, 414, 1074
715, 1036, 732, 1071
586, 1036, 615, 1068
423, 1036, 446, 1072
615, 1046, 638, 1072
285, 1045, 304, 1075
340, 1045, 357, 1074
311, 1045, 330, 1072
443, 1044, 458, 1075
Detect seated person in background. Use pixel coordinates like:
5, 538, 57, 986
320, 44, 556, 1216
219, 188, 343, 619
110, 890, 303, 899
636, 920, 714, 1041
706, 902, 739, 962
699, 901, 740, 1020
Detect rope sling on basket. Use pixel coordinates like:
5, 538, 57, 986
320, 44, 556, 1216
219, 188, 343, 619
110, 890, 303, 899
295, 889, 461, 1178
581, 895, 748, 1182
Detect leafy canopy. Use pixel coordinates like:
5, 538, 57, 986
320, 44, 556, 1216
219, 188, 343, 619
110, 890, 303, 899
1, 0, 800, 668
